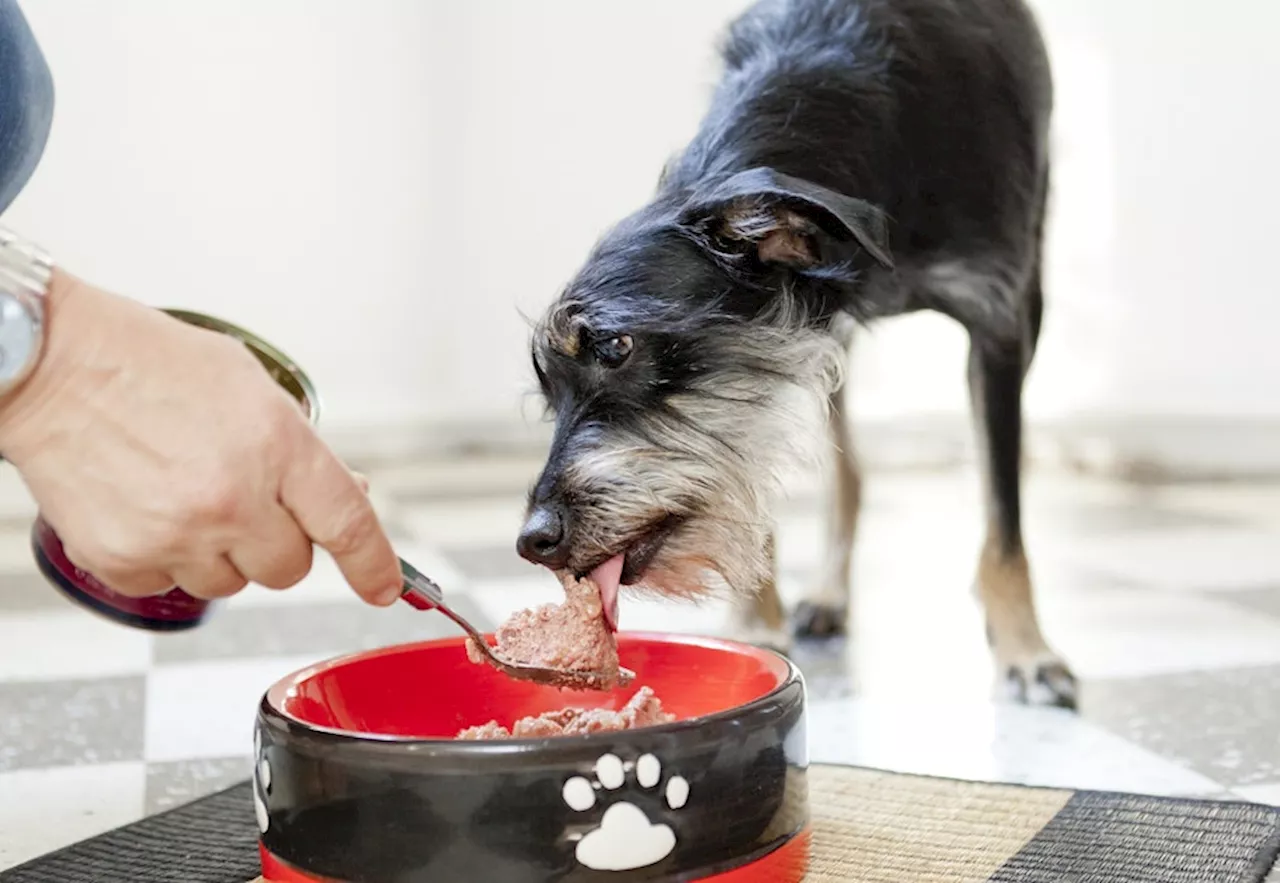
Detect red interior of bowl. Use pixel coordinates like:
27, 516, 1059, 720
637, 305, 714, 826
268, 633, 790, 738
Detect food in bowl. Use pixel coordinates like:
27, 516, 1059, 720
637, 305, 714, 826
466, 563, 635, 690
460, 563, 672, 738
456, 685, 675, 739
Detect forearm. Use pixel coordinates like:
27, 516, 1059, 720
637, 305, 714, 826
0, 0, 53, 214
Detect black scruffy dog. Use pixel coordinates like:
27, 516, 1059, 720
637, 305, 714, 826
519, 0, 1076, 708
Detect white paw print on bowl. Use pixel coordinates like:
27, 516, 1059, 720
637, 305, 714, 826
562, 752, 690, 872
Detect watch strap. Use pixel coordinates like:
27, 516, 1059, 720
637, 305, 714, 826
0, 225, 53, 302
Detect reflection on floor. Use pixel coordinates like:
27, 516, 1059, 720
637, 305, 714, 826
2, 456, 1280, 868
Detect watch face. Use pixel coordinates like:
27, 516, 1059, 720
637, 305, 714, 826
0, 293, 39, 384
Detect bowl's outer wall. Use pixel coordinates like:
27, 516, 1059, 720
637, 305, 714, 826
255, 677, 809, 882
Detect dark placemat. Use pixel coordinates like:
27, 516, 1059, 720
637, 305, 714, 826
808, 766, 1280, 883
0, 781, 259, 883
4, 767, 1279, 883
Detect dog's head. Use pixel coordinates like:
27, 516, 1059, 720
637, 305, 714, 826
521, 167, 892, 613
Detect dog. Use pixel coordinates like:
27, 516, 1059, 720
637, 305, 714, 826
518, 0, 1076, 708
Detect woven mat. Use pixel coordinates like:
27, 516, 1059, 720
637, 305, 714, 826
4, 765, 1279, 883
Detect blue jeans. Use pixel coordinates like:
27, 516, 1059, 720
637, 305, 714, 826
0, 0, 52, 214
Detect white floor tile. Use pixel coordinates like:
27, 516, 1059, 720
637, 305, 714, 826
1233, 782, 1280, 807
777, 492, 986, 577
0, 761, 146, 871
846, 589, 996, 702
0, 469, 36, 522
0, 526, 36, 574
144, 655, 325, 763
1157, 484, 1280, 532
1039, 586, 1280, 679
806, 697, 1222, 796
1052, 526, 1280, 592
0, 610, 152, 683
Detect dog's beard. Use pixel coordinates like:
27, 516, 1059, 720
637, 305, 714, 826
562, 305, 846, 600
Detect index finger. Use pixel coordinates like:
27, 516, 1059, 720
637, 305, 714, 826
280, 445, 402, 606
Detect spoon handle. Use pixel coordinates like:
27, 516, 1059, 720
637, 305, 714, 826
399, 557, 445, 611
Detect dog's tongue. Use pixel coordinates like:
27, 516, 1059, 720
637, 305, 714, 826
589, 554, 624, 632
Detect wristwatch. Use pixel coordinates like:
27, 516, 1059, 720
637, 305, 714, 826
0, 226, 53, 400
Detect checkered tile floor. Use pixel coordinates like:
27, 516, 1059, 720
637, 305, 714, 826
4, 456, 1280, 870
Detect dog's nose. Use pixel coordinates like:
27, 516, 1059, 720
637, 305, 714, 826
517, 505, 570, 568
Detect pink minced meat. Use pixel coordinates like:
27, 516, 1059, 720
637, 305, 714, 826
466, 571, 621, 683
456, 686, 675, 740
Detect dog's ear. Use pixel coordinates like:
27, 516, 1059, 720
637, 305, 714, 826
679, 167, 893, 272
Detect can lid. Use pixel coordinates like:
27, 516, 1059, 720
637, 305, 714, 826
161, 308, 322, 426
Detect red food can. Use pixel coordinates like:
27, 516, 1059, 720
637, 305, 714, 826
31, 309, 322, 631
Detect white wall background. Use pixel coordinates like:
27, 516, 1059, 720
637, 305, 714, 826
5, 0, 440, 431
4, 0, 1278, 468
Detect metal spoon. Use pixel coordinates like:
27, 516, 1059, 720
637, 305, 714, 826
398, 558, 634, 690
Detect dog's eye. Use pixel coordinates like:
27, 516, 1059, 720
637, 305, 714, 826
592, 334, 634, 368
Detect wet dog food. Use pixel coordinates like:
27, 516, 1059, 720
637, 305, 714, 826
457, 686, 675, 740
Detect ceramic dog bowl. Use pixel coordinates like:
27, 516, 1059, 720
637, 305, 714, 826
255, 633, 810, 883
31, 309, 320, 631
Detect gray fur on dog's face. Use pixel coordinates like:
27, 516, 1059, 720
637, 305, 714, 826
522, 188, 873, 598
529, 298, 844, 599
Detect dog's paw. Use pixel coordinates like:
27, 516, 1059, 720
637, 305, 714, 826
998, 655, 1078, 709
792, 601, 848, 639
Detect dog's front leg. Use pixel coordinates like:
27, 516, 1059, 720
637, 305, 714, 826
794, 379, 860, 639
727, 533, 792, 654
968, 302, 1076, 708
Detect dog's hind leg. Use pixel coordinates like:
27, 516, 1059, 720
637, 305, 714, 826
968, 264, 1076, 708
794, 372, 860, 639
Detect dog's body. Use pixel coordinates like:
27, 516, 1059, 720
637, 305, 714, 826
521, 0, 1076, 707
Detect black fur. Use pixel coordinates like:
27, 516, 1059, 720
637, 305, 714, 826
533, 0, 1050, 422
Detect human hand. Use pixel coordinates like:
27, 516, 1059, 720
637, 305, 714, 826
0, 270, 402, 605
